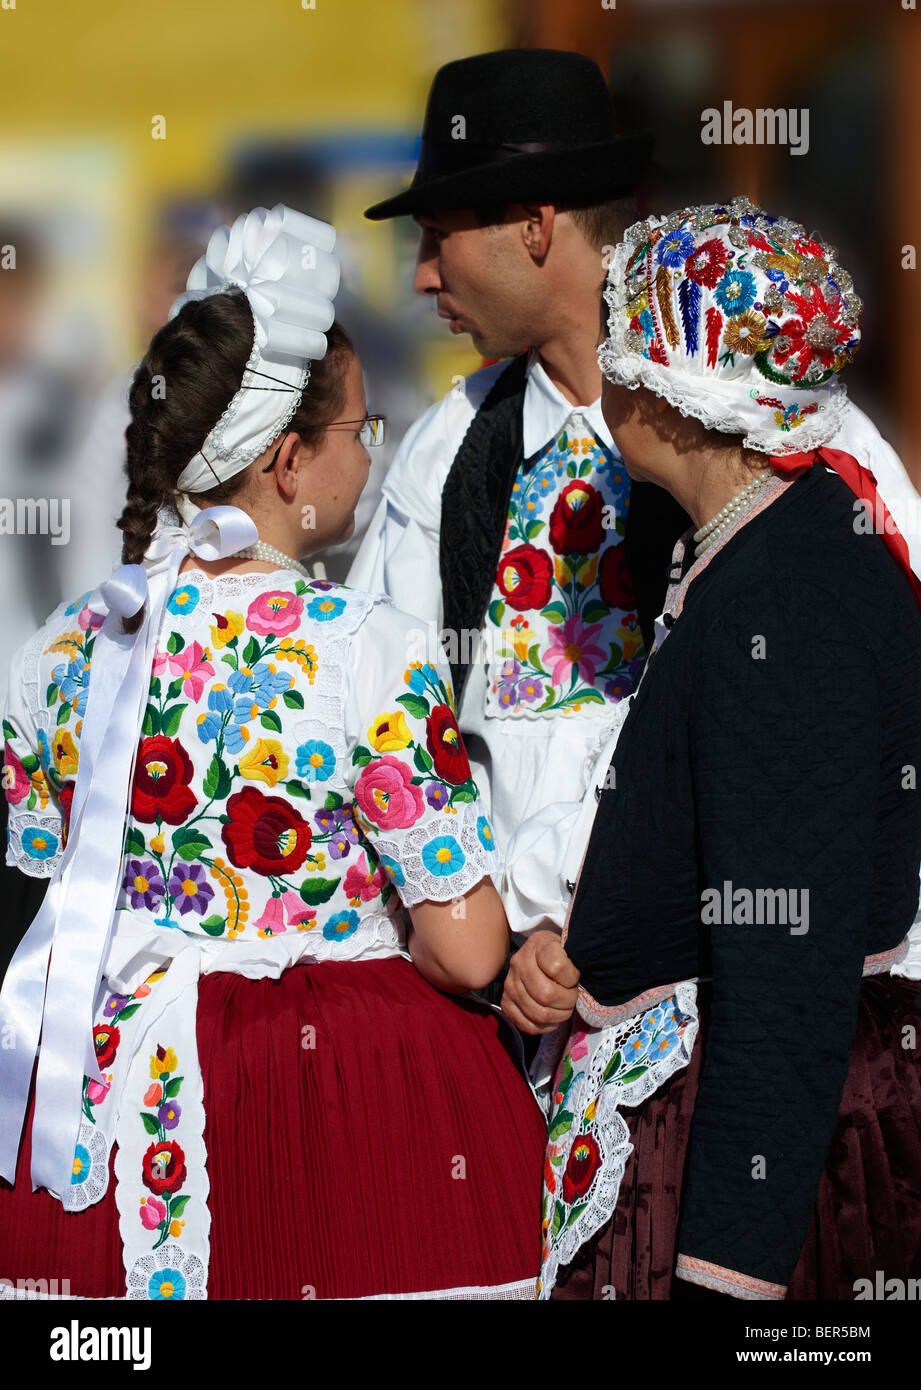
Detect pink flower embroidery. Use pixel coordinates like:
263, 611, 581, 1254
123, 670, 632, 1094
144, 1083, 163, 1107
543, 614, 607, 687
254, 894, 287, 936
152, 641, 214, 702
568, 1030, 590, 1063
246, 591, 304, 638
343, 852, 386, 904
280, 889, 317, 929
78, 602, 105, 632
139, 1195, 167, 1230
2, 748, 30, 805
86, 1078, 111, 1106
354, 756, 425, 831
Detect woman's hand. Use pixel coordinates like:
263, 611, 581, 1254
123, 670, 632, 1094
501, 929, 581, 1034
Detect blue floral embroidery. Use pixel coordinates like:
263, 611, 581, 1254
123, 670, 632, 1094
21, 824, 60, 860
307, 596, 346, 623
71, 1143, 92, 1185
421, 835, 466, 877
655, 228, 695, 267
167, 585, 200, 617
195, 711, 222, 744
322, 909, 361, 941
379, 854, 405, 887
51, 656, 90, 717
714, 267, 757, 317
296, 740, 336, 782
148, 1268, 187, 1300
36, 727, 53, 776
476, 816, 496, 853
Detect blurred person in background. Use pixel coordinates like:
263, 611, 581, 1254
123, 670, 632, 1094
0, 219, 93, 983
60, 207, 218, 601
0, 220, 87, 704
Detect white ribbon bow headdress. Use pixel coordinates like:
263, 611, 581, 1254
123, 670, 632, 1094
171, 202, 340, 501
0, 206, 339, 1198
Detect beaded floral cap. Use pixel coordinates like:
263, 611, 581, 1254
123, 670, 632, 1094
598, 195, 862, 454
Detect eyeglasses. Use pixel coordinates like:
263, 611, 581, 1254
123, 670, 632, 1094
262, 415, 386, 471
326, 415, 386, 448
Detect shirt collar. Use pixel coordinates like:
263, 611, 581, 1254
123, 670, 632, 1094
522, 349, 615, 458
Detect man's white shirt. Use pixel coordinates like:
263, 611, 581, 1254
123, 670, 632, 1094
347, 351, 624, 885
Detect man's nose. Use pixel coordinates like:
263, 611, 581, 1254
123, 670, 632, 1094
412, 231, 442, 296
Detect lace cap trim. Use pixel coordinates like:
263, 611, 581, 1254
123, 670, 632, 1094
597, 343, 851, 457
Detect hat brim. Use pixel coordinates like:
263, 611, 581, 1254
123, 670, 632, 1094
364, 132, 654, 221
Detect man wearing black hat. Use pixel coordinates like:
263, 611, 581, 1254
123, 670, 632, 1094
349, 49, 688, 1000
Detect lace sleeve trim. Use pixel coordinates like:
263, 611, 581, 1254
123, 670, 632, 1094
6, 622, 66, 878
6, 811, 65, 878
370, 799, 498, 909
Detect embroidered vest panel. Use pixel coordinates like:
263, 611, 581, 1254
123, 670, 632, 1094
484, 424, 645, 719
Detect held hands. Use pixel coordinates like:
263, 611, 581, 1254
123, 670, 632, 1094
501, 929, 581, 1035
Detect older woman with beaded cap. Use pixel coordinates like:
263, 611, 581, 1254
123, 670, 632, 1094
501, 196, 921, 1301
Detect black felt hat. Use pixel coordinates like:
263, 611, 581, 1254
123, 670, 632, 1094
364, 48, 653, 221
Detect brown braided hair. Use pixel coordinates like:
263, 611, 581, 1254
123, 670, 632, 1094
116, 288, 353, 634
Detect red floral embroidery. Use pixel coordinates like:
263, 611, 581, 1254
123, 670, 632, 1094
561, 1132, 602, 1205
222, 787, 312, 875
599, 545, 635, 610
684, 237, 729, 289
549, 481, 604, 555
131, 736, 197, 825
93, 1023, 120, 1068
496, 544, 553, 611
426, 705, 472, 786
141, 1139, 187, 1197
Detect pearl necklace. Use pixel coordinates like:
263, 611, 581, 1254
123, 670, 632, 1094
235, 538, 313, 579
693, 469, 775, 558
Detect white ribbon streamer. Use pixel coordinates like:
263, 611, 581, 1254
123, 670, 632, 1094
0, 504, 258, 1198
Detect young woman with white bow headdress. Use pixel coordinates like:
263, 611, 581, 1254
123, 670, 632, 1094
0, 205, 545, 1301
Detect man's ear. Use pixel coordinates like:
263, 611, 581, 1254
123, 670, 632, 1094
514, 203, 556, 262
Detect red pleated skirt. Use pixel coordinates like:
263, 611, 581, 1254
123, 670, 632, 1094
0, 958, 546, 1299
550, 974, 921, 1299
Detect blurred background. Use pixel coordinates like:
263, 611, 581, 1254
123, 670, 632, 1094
0, 0, 917, 694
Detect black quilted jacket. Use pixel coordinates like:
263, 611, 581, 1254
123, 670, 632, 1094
566, 462, 921, 1288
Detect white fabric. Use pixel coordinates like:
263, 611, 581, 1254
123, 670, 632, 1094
170, 205, 339, 494
500, 692, 635, 942
826, 398, 921, 578
346, 351, 621, 864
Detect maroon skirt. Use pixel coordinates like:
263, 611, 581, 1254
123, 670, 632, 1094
551, 974, 921, 1299
0, 957, 546, 1299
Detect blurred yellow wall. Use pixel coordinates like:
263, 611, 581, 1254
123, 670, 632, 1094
0, 0, 504, 382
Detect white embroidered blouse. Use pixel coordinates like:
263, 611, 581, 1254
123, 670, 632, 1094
1, 567, 499, 1299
